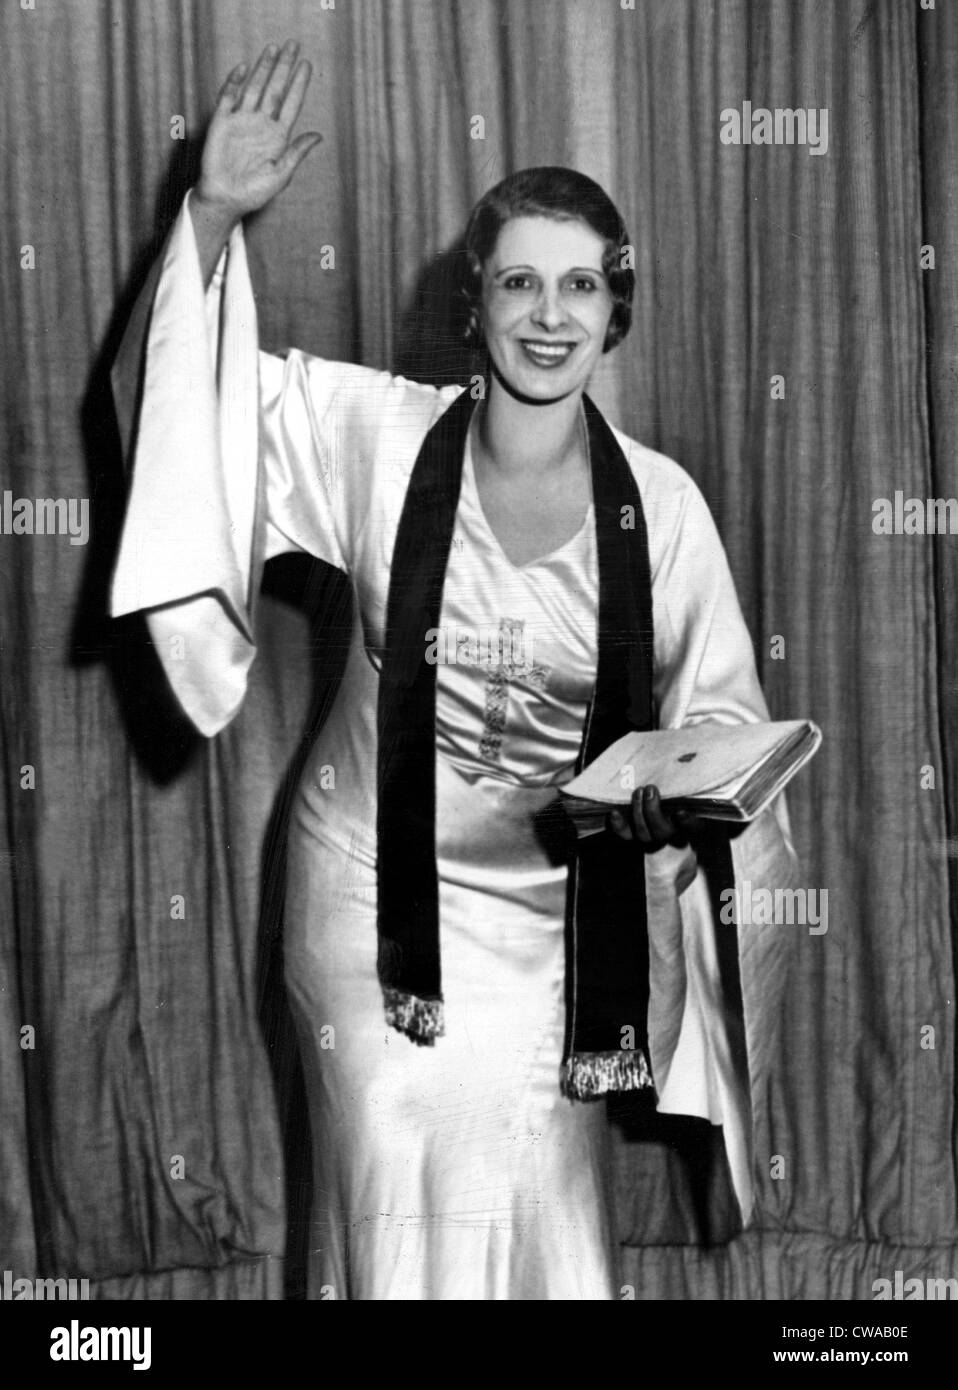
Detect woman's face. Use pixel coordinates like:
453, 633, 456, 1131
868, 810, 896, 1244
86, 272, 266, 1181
479, 215, 614, 403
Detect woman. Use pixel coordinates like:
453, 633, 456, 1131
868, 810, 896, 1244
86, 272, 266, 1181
111, 41, 798, 1300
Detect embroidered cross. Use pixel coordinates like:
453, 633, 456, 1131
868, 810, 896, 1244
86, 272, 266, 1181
478, 618, 550, 763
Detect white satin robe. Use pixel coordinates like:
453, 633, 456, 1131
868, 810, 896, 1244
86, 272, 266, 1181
110, 194, 800, 1301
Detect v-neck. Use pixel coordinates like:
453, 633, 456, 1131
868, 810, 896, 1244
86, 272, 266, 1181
463, 415, 595, 573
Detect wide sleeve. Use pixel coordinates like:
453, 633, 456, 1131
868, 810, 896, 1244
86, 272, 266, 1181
643, 472, 802, 1225
652, 478, 772, 733
109, 192, 348, 737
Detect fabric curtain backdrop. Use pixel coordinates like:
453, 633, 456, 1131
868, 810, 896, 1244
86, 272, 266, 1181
1, 0, 956, 1298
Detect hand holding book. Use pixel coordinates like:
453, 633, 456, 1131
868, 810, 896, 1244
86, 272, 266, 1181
563, 719, 821, 841
607, 784, 706, 850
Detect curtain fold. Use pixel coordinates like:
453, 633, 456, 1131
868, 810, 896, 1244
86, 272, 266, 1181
1, 0, 955, 1298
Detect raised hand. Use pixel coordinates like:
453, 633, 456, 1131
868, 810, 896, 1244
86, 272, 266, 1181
195, 40, 322, 222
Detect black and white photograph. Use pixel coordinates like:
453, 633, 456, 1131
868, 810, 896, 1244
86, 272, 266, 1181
1, 0, 956, 1354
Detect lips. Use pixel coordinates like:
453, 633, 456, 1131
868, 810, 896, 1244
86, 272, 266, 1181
519, 340, 578, 369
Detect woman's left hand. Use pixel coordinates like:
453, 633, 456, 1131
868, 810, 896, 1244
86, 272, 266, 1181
607, 785, 703, 851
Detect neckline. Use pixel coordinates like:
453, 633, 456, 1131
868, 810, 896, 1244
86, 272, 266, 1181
463, 412, 595, 573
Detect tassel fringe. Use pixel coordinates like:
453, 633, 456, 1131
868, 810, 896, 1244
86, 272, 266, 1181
383, 987, 445, 1046
561, 1048, 654, 1101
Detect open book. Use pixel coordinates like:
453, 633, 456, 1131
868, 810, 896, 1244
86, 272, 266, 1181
560, 719, 821, 837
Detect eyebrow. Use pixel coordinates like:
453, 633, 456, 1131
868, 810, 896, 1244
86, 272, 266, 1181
492, 264, 605, 278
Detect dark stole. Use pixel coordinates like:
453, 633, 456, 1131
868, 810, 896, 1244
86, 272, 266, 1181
376, 384, 657, 1100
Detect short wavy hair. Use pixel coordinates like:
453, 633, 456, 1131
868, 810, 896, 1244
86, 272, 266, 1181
459, 166, 634, 354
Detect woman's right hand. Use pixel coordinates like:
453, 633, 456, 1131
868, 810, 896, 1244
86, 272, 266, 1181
194, 40, 322, 227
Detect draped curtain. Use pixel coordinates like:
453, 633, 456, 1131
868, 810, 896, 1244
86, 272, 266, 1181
2, 0, 956, 1299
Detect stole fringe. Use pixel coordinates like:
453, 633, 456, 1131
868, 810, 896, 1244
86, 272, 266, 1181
383, 987, 445, 1046
561, 1048, 654, 1101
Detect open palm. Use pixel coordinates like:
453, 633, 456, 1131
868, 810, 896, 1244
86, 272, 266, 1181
197, 40, 322, 219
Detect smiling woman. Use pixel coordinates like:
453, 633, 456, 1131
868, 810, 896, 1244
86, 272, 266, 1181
461, 169, 634, 567
109, 41, 798, 1301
